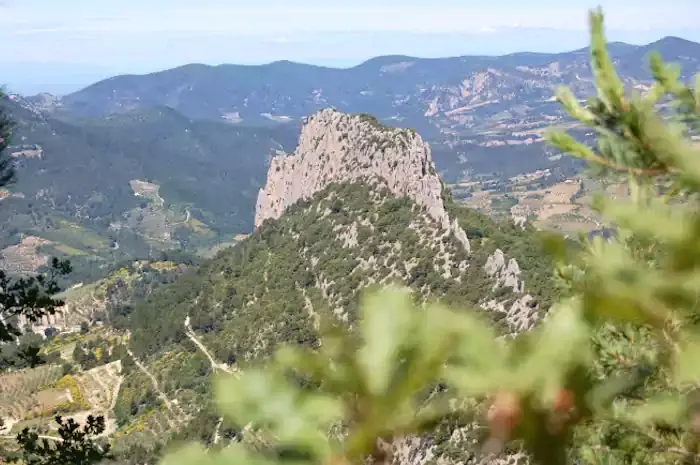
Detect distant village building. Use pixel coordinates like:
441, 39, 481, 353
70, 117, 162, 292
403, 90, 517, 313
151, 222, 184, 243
17, 308, 64, 328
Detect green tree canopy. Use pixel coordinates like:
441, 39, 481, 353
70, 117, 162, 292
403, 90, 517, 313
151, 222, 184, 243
0, 93, 106, 465
159, 8, 700, 465
15, 415, 112, 465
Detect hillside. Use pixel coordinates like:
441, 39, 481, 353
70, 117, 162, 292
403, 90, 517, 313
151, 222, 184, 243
7, 36, 698, 279
30, 37, 700, 184
0, 95, 298, 281
0, 109, 559, 464
51, 37, 700, 129
102, 111, 554, 463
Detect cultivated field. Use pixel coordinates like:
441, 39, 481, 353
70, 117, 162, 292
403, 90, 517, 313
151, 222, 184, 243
0, 365, 64, 423
457, 174, 629, 235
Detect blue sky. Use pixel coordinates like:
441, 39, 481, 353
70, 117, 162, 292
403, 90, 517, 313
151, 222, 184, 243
2, 0, 700, 95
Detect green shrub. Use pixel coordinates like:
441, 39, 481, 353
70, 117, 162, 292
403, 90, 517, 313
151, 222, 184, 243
161, 9, 700, 465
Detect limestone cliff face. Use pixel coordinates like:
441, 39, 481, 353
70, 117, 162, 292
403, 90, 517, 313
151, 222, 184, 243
254, 109, 542, 465
255, 109, 470, 253
483, 249, 540, 335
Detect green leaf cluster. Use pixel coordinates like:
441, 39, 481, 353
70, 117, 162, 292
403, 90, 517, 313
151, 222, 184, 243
159, 8, 700, 465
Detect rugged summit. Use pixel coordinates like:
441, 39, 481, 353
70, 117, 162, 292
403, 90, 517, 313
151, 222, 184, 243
0, 105, 552, 465
255, 109, 470, 252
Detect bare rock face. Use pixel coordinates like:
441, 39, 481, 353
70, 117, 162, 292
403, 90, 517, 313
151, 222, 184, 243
254, 109, 544, 465
387, 248, 540, 465
255, 109, 470, 253
485, 249, 525, 294
483, 249, 540, 334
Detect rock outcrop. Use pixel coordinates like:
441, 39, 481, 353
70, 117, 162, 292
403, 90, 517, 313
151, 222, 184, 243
485, 249, 525, 294
255, 109, 470, 253
483, 249, 540, 334
253, 109, 544, 465
384, 250, 539, 465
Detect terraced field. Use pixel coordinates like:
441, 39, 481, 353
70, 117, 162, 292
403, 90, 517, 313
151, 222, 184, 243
42, 328, 100, 361
110, 391, 192, 456
0, 316, 219, 451
1, 328, 215, 454
0, 235, 51, 273
77, 361, 122, 412
0, 365, 64, 422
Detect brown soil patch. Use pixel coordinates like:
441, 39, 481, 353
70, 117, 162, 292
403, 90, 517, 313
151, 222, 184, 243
34, 389, 71, 411
0, 236, 51, 273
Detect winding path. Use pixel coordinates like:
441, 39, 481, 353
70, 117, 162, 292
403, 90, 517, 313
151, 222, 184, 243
125, 348, 178, 428
171, 207, 192, 228
183, 316, 250, 447
184, 316, 239, 377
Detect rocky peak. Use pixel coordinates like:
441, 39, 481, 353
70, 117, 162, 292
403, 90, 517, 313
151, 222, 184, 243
485, 249, 525, 294
483, 249, 540, 334
254, 109, 470, 252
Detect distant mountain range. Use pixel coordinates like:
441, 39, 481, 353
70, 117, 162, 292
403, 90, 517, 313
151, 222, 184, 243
2, 36, 699, 281
25, 36, 700, 182
32, 36, 700, 128
29, 110, 553, 465
4, 29, 700, 465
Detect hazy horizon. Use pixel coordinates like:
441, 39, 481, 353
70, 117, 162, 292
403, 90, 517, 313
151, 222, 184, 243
2, 0, 699, 95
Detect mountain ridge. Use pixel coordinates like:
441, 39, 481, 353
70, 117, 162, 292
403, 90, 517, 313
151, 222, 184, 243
20, 36, 698, 91
0, 105, 553, 465
254, 109, 471, 252
107, 109, 549, 464
0, 94, 300, 280
35, 34, 699, 153
7, 34, 700, 283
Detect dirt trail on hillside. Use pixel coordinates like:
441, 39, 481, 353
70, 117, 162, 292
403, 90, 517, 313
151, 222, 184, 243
184, 316, 239, 377
125, 348, 178, 428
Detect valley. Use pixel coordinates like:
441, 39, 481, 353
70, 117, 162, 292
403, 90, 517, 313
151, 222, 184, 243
0, 109, 554, 464
3, 37, 699, 283
0, 29, 699, 465
450, 170, 632, 236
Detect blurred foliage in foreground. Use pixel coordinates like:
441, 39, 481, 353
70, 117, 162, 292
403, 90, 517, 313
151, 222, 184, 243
161, 8, 700, 465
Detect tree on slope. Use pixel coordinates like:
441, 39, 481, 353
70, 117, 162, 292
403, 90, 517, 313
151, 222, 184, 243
0, 92, 72, 365
0, 93, 14, 187
14, 415, 111, 465
156, 8, 700, 465
0, 93, 109, 464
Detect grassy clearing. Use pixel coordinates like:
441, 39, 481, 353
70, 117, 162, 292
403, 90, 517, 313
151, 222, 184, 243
184, 217, 215, 237
38, 219, 110, 253
51, 243, 89, 256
